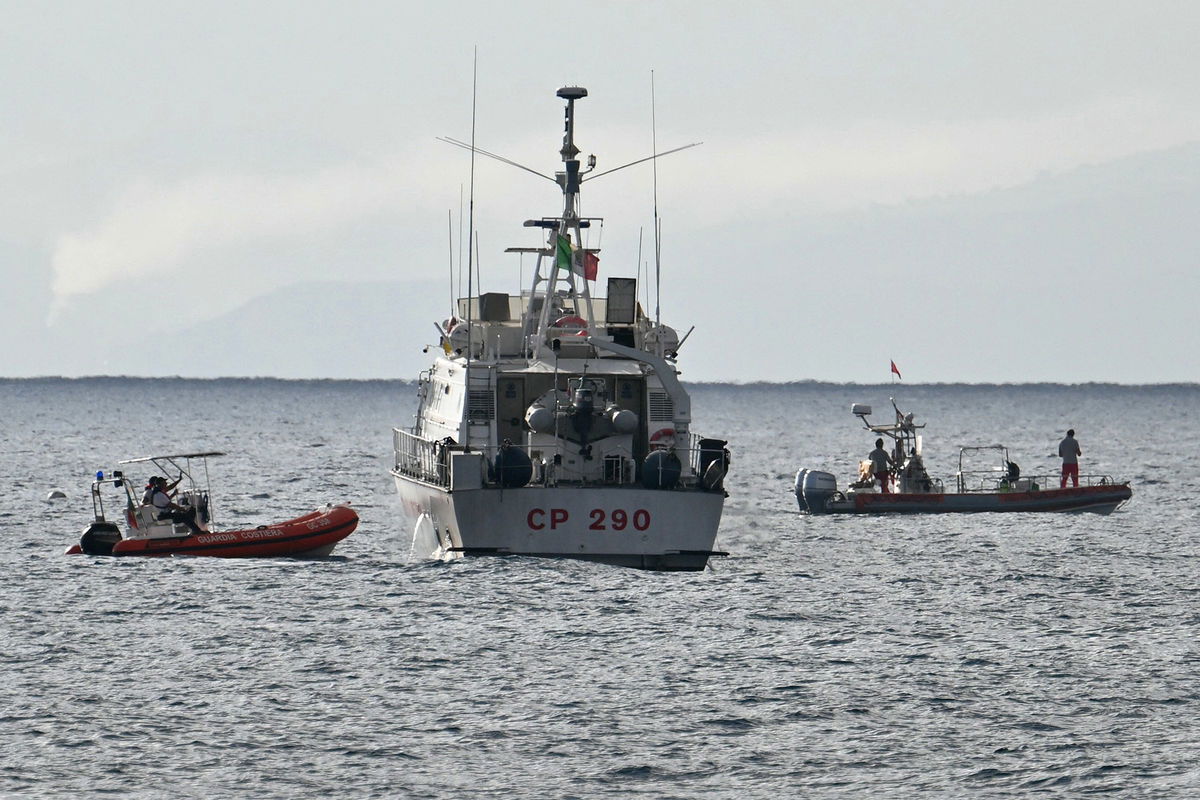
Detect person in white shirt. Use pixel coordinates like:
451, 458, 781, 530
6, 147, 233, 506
146, 475, 202, 534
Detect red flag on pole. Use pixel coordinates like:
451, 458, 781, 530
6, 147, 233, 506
890, 360, 902, 380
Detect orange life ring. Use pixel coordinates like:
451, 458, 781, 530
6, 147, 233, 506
649, 427, 676, 450
553, 315, 588, 337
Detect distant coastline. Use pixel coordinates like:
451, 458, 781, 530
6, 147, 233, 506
1, 376, 1196, 389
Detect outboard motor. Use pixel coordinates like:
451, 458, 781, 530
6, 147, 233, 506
79, 521, 122, 556
794, 469, 809, 512
569, 385, 596, 458
797, 470, 838, 514
493, 440, 533, 488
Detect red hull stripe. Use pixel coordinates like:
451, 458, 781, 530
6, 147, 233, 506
113, 513, 358, 557
850, 485, 1130, 513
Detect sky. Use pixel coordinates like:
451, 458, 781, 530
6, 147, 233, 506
2, 1, 1197, 382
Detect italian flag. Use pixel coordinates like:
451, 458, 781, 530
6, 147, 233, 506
555, 234, 598, 281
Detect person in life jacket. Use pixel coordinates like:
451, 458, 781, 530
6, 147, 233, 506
146, 475, 202, 534
141, 474, 181, 505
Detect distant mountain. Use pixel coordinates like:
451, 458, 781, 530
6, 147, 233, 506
15, 141, 1199, 382
685, 140, 1200, 383
141, 279, 452, 379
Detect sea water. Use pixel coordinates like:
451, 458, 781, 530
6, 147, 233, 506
2, 378, 1198, 798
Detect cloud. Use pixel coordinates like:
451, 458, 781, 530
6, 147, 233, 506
48, 151, 448, 312
46, 91, 1200, 321
691, 93, 1200, 219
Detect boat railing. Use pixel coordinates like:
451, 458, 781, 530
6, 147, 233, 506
393, 429, 451, 488
956, 470, 1123, 493
394, 428, 725, 490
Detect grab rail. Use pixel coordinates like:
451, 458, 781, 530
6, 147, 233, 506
955, 471, 1121, 493
393, 428, 724, 490
392, 429, 450, 488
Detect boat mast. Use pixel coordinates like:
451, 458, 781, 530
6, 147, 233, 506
530, 86, 596, 359
463, 49, 478, 447
650, 70, 662, 358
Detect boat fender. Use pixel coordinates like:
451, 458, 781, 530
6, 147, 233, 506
641, 449, 681, 490
493, 441, 533, 488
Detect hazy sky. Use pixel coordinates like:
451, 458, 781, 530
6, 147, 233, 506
2, 1, 1197, 382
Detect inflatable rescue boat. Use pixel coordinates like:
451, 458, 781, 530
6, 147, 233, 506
67, 452, 359, 558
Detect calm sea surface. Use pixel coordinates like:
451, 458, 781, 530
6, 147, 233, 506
3, 378, 1198, 798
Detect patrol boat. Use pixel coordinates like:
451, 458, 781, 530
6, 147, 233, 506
391, 86, 729, 571
795, 400, 1132, 515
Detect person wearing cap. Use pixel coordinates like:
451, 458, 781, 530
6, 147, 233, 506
146, 475, 202, 534
141, 474, 181, 505
1058, 429, 1082, 488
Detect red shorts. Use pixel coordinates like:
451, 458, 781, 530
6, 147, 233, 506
1061, 463, 1079, 488
875, 471, 891, 494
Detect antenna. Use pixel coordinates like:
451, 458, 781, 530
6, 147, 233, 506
651, 70, 662, 353
465, 48, 478, 446
458, 184, 464, 309
582, 142, 701, 182
438, 137, 554, 182
447, 209, 454, 315
636, 226, 644, 310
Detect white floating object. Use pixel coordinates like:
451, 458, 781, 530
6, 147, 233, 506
45, 489, 67, 501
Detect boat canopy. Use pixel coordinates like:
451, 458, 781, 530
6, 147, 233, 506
507, 360, 646, 375
119, 452, 226, 464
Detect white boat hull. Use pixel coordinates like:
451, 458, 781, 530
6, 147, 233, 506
393, 472, 725, 571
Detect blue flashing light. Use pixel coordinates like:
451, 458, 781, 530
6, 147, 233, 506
96, 470, 104, 480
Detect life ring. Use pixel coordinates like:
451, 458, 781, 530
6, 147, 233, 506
649, 427, 676, 450
553, 315, 588, 337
